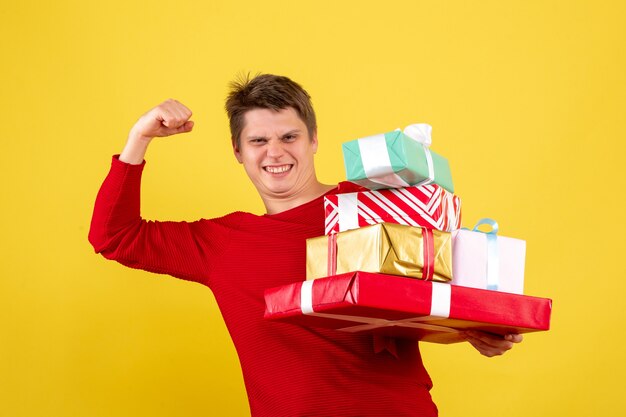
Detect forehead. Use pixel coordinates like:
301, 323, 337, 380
241, 107, 306, 137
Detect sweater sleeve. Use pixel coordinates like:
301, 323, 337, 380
88, 155, 228, 286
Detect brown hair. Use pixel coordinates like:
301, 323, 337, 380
225, 73, 317, 148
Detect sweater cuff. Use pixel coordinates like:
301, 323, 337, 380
108, 154, 146, 186
112, 154, 146, 169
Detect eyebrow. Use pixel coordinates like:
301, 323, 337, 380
281, 129, 301, 138
245, 129, 301, 141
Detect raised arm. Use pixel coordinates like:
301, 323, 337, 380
120, 98, 194, 164
88, 100, 224, 286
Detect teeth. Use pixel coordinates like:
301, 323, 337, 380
265, 165, 291, 173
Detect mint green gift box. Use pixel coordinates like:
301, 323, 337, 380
342, 129, 454, 193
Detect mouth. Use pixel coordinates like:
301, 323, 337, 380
263, 164, 293, 174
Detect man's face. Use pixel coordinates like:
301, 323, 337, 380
234, 107, 318, 200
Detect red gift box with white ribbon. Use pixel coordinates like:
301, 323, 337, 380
264, 271, 551, 344
324, 184, 461, 235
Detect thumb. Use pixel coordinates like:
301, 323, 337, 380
172, 120, 194, 134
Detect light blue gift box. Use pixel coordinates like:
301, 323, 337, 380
342, 128, 454, 192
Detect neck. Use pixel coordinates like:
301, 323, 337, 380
262, 181, 336, 215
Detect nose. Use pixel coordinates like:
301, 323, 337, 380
266, 139, 285, 159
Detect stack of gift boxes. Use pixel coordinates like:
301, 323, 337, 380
265, 124, 551, 344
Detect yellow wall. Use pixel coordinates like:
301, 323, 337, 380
2, 1, 624, 415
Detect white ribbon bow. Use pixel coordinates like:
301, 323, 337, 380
396, 123, 433, 147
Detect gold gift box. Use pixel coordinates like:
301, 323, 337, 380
306, 223, 453, 282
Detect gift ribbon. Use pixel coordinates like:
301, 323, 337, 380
327, 232, 337, 277
337, 193, 359, 232
299, 280, 457, 333
403, 123, 432, 147
358, 134, 411, 188
403, 123, 434, 188
325, 227, 435, 280
422, 227, 434, 281
465, 218, 500, 290
357, 123, 435, 188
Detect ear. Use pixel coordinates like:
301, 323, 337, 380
233, 141, 243, 164
311, 131, 319, 154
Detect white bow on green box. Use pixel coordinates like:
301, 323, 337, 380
342, 123, 454, 192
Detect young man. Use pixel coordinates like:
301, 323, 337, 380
89, 74, 521, 416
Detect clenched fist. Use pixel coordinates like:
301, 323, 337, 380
120, 99, 194, 164
130, 99, 194, 141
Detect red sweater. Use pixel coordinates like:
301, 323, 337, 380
89, 156, 438, 417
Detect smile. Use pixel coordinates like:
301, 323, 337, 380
264, 164, 293, 174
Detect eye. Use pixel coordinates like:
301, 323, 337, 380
283, 134, 297, 142
250, 138, 267, 145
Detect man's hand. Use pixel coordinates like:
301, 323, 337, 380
120, 99, 194, 164
463, 330, 523, 357
129, 99, 194, 141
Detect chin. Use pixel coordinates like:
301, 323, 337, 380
261, 181, 295, 195
267, 186, 293, 195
